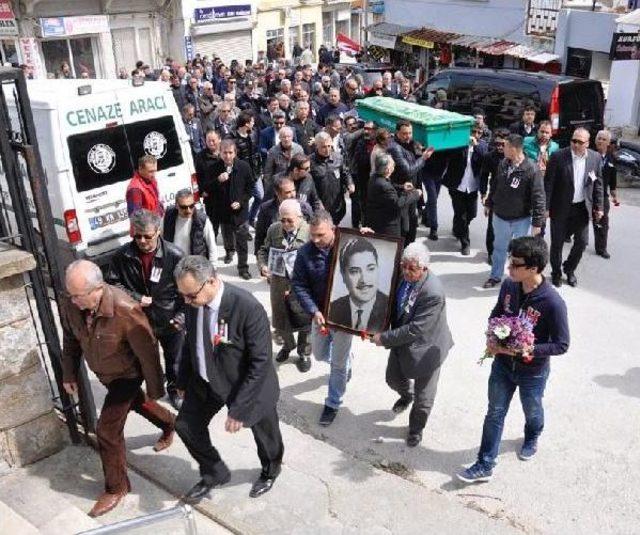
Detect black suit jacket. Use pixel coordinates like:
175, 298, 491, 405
178, 283, 279, 427
366, 176, 420, 237
328, 291, 389, 332
212, 159, 253, 225
544, 147, 604, 221
441, 141, 488, 190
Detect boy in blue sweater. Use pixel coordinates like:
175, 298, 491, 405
458, 236, 569, 483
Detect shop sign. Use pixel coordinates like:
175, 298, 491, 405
368, 32, 396, 50
19, 38, 46, 79
194, 4, 251, 23
610, 32, 640, 61
184, 36, 194, 61
0, 1, 18, 37
40, 15, 109, 38
402, 35, 434, 49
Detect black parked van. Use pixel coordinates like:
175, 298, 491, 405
421, 68, 605, 146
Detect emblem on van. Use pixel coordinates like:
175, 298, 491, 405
143, 131, 167, 159
87, 143, 116, 174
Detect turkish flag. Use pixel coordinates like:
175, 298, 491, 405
337, 33, 361, 57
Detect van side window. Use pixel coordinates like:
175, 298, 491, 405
67, 126, 134, 193
424, 75, 450, 103
125, 116, 184, 172
491, 79, 541, 127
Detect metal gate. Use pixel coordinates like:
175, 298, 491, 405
0, 67, 96, 443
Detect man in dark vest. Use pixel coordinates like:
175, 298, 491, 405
163, 189, 218, 265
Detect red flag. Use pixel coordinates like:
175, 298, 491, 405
336, 33, 361, 56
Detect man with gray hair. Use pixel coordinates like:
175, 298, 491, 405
173, 255, 283, 501
263, 125, 304, 194
107, 209, 186, 409
61, 260, 175, 517
371, 241, 453, 447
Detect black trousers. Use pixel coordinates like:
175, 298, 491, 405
175, 376, 284, 481
449, 189, 478, 247
486, 209, 495, 258
550, 201, 589, 276
221, 222, 250, 270
157, 328, 184, 393
351, 184, 367, 229
593, 197, 610, 254
385, 353, 442, 435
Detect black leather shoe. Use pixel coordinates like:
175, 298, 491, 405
276, 348, 289, 363
183, 474, 231, 504
223, 252, 234, 264
296, 355, 311, 372
392, 396, 413, 414
566, 272, 578, 287
319, 405, 338, 426
428, 230, 438, 241
551, 274, 562, 288
239, 270, 252, 280
249, 466, 281, 498
461, 245, 470, 256
406, 432, 422, 448
598, 251, 611, 259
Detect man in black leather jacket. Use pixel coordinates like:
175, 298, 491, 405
106, 209, 186, 409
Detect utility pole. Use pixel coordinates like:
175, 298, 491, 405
362, 0, 369, 60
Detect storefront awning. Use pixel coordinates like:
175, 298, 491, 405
366, 21, 417, 50
397, 25, 560, 64
616, 9, 640, 26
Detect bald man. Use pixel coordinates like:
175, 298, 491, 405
61, 260, 175, 517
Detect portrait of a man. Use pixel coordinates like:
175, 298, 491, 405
328, 236, 390, 332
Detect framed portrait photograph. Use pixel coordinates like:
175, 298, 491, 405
324, 228, 404, 335
268, 247, 287, 278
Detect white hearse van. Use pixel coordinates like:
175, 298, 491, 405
0, 79, 196, 267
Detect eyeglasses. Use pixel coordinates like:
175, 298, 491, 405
181, 280, 208, 301
508, 260, 528, 269
134, 232, 157, 241
571, 139, 587, 145
178, 203, 195, 211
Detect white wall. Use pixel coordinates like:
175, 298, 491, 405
606, 60, 640, 127
554, 9, 618, 63
385, 0, 528, 41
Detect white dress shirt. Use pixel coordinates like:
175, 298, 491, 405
195, 281, 225, 382
571, 150, 587, 203
350, 296, 375, 330
457, 146, 478, 193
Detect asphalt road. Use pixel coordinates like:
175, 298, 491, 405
219, 191, 640, 534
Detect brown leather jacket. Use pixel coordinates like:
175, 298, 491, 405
61, 285, 165, 399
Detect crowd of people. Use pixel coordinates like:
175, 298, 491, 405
58, 52, 621, 518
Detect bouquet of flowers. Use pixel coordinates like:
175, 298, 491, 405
479, 315, 536, 365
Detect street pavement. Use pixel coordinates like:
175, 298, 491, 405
97, 192, 638, 533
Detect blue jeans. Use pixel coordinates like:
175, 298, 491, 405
248, 178, 264, 224
477, 358, 550, 469
421, 176, 441, 230
490, 215, 531, 280
311, 322, 353, 409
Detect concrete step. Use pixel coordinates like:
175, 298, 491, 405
0, 471, 100, 534
0, 500, 40, 534
0, 444, 230, 535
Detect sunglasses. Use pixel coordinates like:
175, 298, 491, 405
134, 232, 157, 241
280, 217, 296, 223
298, 166, 311, 171
571, 139, 587, 145
178, 203, 195, 211
508, 261, 528, 269
275, 122, 285, 126
494, 141, 506, 147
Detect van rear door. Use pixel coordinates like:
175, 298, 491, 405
63, 92, 134, 257
116, 87, 194, 209
558, 80, 604, 141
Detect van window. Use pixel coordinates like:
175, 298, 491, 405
67, 126, 134, 193
479, 78, 542, 129
559, 83, 603, 124
424, 75, 451, 103
125, 116, 184, 172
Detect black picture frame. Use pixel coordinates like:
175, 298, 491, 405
323, 227, 404, 335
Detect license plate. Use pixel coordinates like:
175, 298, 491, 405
89, 208, 128, 230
